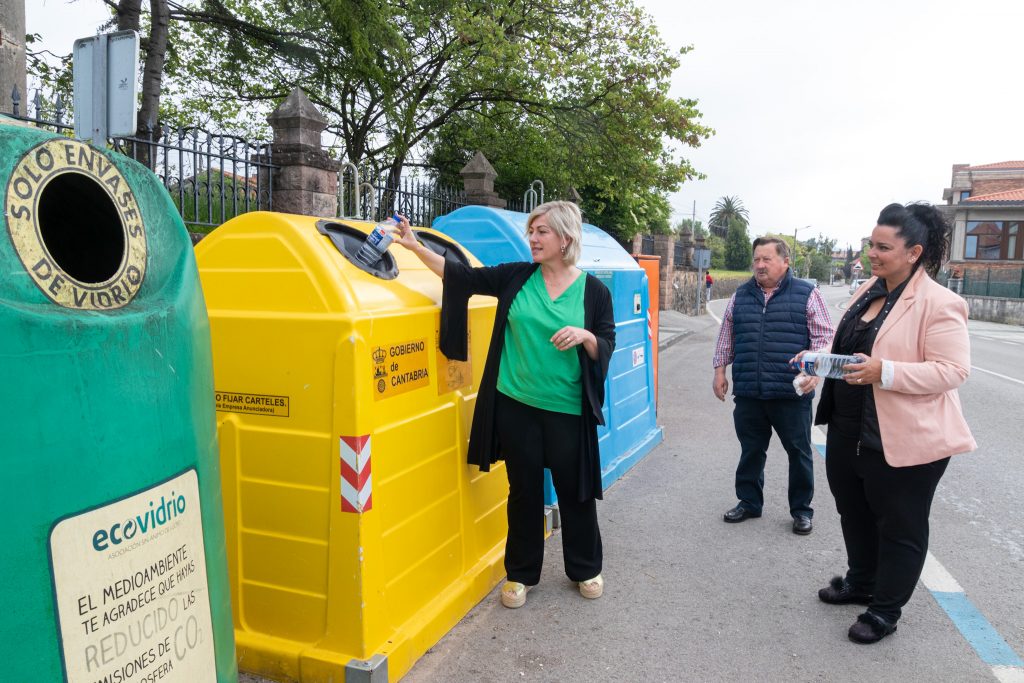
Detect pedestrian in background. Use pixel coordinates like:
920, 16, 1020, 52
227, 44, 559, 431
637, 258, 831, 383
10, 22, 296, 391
712, 237, 834, 534
705, 272, 714, 302
393, 202, 615, 609
806, 203, 975, 644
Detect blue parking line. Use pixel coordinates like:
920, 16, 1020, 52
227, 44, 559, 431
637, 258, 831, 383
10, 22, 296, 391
930, 592, 1024, 667
814, 443, 826, 458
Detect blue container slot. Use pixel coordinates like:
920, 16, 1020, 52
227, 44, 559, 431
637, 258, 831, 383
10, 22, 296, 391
433, 206, 664, 506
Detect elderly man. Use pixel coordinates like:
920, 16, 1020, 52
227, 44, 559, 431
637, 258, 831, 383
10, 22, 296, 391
712, 237, 834, 534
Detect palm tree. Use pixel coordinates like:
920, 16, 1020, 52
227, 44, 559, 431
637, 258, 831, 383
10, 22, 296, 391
709, 196, 749, 237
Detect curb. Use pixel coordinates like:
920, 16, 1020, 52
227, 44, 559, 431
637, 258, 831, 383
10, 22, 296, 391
658, 329, 694, 352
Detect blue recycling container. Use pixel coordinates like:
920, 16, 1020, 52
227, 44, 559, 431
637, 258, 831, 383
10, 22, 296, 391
432, 206, 663, 504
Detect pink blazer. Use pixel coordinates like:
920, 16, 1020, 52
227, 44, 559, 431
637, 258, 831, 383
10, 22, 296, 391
847, 269, 976, 466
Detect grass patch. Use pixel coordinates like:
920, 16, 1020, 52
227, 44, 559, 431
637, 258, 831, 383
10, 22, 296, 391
709, 269, 750, 279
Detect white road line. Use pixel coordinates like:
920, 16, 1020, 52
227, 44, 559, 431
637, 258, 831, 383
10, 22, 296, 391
920, 551, 965, 593
813, 447, 1024, 678
972, 365, 1024, 387
708, 305, 721, 325
811, 425, 827, 448
994, 666, 1024, 683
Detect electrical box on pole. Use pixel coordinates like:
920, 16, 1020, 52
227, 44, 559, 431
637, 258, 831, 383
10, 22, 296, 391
72, 30, 139, 145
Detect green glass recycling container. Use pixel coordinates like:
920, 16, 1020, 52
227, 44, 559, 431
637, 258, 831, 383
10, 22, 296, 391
0, 118, 236, 682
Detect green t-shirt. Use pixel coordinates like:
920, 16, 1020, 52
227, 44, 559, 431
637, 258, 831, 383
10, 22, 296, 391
497, 268, 586, 415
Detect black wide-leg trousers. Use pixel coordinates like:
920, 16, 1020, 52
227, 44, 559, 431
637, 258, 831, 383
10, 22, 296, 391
825, 430, 949, 622
495, 392, 602, 585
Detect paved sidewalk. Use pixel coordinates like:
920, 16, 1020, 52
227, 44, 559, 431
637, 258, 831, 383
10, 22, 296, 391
242, 301, 991, 681
657, 307, 719, 351
401, 300, 987, 682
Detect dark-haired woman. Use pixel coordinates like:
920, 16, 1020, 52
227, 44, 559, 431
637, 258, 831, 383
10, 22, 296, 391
797, 203, 975, 644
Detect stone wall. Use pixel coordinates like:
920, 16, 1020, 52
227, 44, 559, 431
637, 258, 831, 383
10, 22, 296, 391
964, 296, 1024, 326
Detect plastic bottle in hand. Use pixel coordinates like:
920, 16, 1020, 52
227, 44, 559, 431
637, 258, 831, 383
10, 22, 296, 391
353, 214, 401, 267
790, 352, 862, 380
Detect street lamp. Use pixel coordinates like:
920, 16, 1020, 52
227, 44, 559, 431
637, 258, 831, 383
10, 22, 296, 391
793, 225, 811, 276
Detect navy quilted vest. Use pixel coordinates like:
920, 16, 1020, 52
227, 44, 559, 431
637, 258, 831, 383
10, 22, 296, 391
732, 270, 813, 400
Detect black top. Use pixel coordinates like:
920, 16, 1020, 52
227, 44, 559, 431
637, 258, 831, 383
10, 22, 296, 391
438, 256, 616, 502
814, 276, 910, 451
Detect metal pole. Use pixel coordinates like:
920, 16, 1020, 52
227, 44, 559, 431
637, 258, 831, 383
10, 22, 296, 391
695, 265, 703, 316
89, 33, 109, 146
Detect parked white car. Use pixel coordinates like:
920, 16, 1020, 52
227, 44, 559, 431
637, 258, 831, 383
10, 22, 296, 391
849, 278, 869, 294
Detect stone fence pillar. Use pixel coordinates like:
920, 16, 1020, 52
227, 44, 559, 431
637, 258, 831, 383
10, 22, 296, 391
651, 235, 675, 311
0, 0, 27, 116
460, 151, 506, 208
265, 88, 340, 217
676, 228, 694, 269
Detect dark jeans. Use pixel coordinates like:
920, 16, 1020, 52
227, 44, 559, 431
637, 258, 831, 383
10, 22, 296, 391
495, 392, 602, 585
732, 397, 814, 517
825, 430, 949, 622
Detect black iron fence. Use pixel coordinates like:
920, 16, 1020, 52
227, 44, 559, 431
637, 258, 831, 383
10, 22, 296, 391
674, 241, 687, 265
5, 88, 276, 232
7, 88, 533, 232
967, 267, 1024, 298
338, 170, 467, 227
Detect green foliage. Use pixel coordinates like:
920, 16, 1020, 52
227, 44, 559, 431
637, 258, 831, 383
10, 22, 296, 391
160, 0, 711, 238
24, 33, 74, 112
724, 218, 752, 271
710, 195, 748, 237
705, 233, 726, 270
802, 234, 837, 280
169, 170, 260, 233
860, 252, 873, 276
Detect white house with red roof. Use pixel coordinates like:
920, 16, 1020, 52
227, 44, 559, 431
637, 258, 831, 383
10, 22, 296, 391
943, 161, 1024, 266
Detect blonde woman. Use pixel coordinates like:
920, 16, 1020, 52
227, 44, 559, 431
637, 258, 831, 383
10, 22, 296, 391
394, 201, 615, 608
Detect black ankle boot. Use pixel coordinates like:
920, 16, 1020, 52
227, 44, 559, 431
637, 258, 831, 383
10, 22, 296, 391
848, 611, 897, 644
818, 576, 873, 605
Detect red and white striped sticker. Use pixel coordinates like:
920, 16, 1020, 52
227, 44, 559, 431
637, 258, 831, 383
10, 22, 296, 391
340, 435, 372, 512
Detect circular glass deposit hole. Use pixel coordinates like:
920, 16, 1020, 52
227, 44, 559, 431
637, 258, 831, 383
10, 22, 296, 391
38, 172, 125, 283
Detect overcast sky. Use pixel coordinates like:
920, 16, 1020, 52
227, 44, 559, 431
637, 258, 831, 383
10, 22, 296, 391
636, 0, 1024, 247
28, 0, 1023, 249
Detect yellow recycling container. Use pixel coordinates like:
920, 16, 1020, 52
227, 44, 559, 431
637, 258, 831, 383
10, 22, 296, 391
194, 212, 508, 682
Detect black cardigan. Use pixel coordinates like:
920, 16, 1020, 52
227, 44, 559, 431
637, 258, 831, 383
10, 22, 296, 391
438, 257, 616, 502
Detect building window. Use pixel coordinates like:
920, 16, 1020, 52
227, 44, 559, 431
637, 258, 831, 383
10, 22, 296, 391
965, 221, 1003, 259
959, 190, 971, 202
964, 220, 1024, 260
1009, 222, 1023, 260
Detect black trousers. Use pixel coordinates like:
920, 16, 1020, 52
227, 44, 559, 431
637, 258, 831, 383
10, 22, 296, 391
495, 392, 602, 585
825, 430, 949, 622
732, 397, 815, 517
